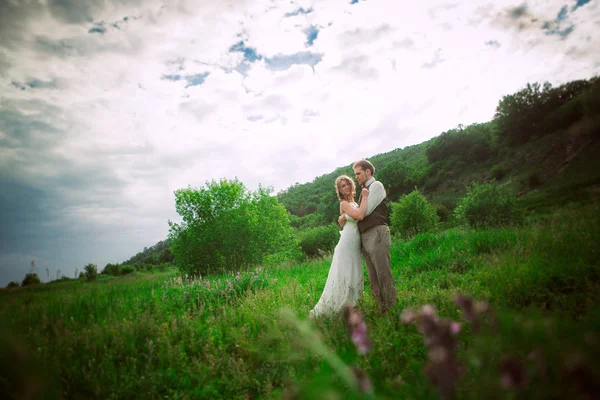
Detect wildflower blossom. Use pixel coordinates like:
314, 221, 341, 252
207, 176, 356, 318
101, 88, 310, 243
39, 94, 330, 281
343, 302, 371, 355
401, 304, 462, 400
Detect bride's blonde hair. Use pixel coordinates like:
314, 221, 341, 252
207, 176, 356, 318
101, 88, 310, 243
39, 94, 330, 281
335, 175, 356, 202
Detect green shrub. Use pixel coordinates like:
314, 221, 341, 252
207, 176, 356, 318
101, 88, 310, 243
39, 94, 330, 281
21, 273, 40, 286
83, 264, 98, 281
433, 203, 450, 222
297, 223, 340, 258
490, 164, 506, 180
263, 245, 304, 267
6, 281, 19, 289
157, 263, 170, 272
390, 188, 439, 238
454, 182, 519, 227
120, 265, 135, 275
169, 178, 296, 276
102, 263, 120, 276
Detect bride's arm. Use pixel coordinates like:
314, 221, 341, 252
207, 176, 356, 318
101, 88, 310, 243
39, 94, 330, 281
341, 189, 369, 221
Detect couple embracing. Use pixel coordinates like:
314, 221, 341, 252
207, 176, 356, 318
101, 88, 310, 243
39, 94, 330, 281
310, 159, 398, 317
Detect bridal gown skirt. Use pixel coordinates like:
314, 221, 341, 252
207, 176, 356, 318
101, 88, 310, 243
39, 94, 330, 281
310, 219, 364, 317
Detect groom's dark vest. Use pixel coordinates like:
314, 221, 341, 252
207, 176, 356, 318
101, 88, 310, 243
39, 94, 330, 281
357, 182, 390, 234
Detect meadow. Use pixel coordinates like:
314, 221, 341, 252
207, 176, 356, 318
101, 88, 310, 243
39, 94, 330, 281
1, 202, 599, 399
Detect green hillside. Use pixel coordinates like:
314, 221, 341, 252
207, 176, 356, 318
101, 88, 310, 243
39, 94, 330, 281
277, 77, 600, 227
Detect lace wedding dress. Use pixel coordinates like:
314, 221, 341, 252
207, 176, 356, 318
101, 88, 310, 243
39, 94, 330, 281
310, 204, 364, 317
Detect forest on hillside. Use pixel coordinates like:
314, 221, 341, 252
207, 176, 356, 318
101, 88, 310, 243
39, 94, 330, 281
277, 76, 600, 228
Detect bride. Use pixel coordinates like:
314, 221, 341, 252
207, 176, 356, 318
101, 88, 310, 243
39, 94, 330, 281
310, 175, 369, 317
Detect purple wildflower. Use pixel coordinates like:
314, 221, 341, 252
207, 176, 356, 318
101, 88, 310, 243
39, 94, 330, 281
343, 303, 371, 355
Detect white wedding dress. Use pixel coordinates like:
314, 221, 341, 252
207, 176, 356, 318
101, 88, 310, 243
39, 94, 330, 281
310, 204, 364, 317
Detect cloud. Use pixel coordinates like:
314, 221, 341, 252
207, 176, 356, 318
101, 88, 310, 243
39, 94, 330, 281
422, 48, 444, 69
392, 37, 415, 49
484, 40, 502, 48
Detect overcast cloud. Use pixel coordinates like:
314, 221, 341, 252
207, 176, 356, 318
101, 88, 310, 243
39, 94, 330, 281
1, 0, 599, 285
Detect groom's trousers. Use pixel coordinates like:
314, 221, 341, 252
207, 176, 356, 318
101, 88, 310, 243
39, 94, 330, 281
361, 225, 397, 312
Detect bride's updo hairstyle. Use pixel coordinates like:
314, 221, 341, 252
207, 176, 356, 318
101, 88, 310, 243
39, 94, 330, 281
335, 175, 356, 202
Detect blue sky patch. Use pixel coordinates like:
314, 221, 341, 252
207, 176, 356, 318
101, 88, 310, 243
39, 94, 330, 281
229, 41, 262, 63
265, 52, 322, 71
572, 0, 592, 12
11, 81, 26, 91
11, 79, 56, 90
161, 73, 210, 87
88, 24, 106, 34
26, 79, 56, 89
542, 5, 576, 38
284, 7, 313, 17
542, 23, 575, 38
557, 6, 569, 22
185, 73, 209, 88
350, 0, 360, 4
304, 26, 319, 46
162, 74, 182, 81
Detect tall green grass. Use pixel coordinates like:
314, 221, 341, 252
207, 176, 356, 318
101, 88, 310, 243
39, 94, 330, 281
1, 205, 599, 399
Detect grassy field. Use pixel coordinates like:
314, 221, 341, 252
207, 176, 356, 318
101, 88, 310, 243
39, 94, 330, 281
1, 204, 599, 399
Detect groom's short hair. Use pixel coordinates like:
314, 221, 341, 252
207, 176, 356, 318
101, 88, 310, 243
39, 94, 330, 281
353, 159, 375, 176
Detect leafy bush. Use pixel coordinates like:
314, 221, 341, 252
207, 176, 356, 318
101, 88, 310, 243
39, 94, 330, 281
157, 262, 170, 272
390, 188, 439, 238
83, 264, 98, 281
433, 203, 450, 222
102, 263, 120, 276
21, 273, 40, 286
169, 178, 298, 276
490, 164, 506, 180
6, 281, 19, 288
297, 223, 340, 258
454, 182, 519, 227
263, 245, 305, 267
120, 265, 135, 275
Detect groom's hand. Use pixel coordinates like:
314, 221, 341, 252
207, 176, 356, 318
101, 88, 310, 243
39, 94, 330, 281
338, 214, 346, 228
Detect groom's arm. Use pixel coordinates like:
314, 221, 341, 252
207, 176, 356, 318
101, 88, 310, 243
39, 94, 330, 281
365, 181, 385, 216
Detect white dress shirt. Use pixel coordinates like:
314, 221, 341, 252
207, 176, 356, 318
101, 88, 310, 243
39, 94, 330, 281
363, 177, 386, 216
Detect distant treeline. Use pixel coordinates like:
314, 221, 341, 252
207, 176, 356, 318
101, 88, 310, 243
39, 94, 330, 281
103, 240, 174, 276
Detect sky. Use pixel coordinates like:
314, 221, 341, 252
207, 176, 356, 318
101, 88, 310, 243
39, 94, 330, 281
1, 0, 599, 286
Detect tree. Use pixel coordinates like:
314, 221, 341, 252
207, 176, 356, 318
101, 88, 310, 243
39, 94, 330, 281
494, 79, 594, 145
22, 273, 40, 286
378, 159, 416, 201
84, 263, 98, 281
168, 178, 298, 276
390, 188, 439, 238
454, 182, 519, 227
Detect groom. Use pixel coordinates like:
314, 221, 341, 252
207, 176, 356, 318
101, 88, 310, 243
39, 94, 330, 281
339, 159, 397, 312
